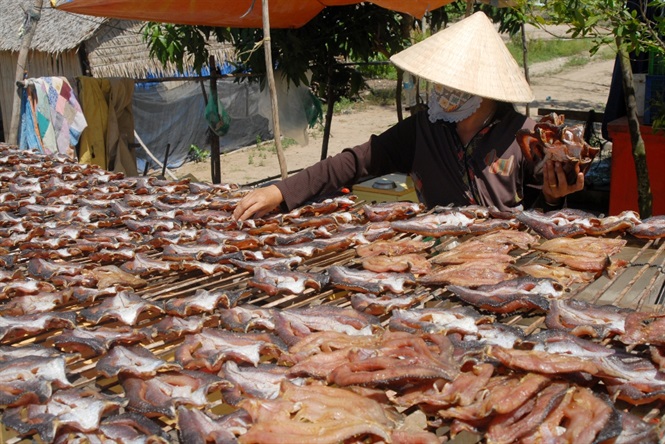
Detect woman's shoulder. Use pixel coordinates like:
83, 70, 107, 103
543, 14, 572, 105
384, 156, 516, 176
385, 108, 442, 134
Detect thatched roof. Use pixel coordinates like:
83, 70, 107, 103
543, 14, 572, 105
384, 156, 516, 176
86, 19, 235, 78
0, 0, 236, 78
0, 0, 104, 53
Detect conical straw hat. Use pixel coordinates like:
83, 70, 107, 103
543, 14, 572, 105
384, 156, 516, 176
390, 11, 534, 103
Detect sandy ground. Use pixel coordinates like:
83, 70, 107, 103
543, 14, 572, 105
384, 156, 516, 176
173, 54, 615, 186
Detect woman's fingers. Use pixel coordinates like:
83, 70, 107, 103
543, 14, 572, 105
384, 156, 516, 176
232, 185, 284, 221
543, 161, 585, 202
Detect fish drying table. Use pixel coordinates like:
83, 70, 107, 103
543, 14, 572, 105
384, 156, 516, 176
3, 234, 664, 443
1, 143, 665, 443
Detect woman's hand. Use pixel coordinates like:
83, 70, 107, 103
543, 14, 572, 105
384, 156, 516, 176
542, 161, 584, 205
232, 185, 284, 221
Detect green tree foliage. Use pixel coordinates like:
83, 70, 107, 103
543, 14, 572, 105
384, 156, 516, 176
143, 24, 231, 74
543, 0, 664, 57
431, 1, 526, 36
538, 0, 664, 217
142, 3, 428, 161
143, 4, 411, 102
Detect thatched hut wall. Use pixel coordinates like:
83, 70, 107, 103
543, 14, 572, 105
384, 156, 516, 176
0, 0, 101, 141
0, 2, 236, 142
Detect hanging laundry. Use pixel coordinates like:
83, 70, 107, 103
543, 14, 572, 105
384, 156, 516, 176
20, 77, 87, 160
77, 76, 110, 168
18, 88, 42, 152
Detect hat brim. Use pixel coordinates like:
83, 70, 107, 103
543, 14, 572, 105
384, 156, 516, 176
390, 11, 534, 104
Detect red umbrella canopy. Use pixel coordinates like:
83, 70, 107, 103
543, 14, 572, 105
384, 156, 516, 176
52, 0, 454, 28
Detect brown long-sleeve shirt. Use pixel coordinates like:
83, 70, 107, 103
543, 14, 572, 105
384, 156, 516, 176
275, 104, 539, 212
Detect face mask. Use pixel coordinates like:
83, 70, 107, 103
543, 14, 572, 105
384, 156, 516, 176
427, 84, 482, 123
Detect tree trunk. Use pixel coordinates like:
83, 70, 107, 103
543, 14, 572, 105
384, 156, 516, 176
320, 63, 335, 161
262, 0, 288, 180
617, 39, 652, 218
8, 0, 43, 145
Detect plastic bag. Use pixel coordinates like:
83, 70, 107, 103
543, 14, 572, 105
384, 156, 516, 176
305, 92, 323, 128
258, 70, 321, 146
205, 93, 231, 136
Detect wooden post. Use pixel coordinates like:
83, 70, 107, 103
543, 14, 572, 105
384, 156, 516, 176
8, 0, 43, 145
465, 0, 473, 17
262, 0, 288, 180
133, 131, 178, 180
521, 23, 531, 117
396, 14, 414, 122
396, 69, 404, 122
209, 55, 221, 184
320, 63, 335, 161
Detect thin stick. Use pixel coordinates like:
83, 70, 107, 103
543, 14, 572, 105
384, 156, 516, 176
133, 131, 178, 180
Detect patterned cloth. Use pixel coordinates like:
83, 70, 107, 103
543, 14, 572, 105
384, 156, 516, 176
18, 88, 41, 152
427, 84, 482, 123
21, 77, 87, 159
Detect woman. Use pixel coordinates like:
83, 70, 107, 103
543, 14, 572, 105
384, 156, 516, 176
233, 12, 583, 221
